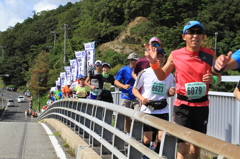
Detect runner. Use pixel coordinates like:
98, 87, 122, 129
87, 63, 116, 103
132, 48, 175, 157
85, 60, 103, 99
145, 21, 221, 159
25, 109, 28, 120
114, 53, 140, 135
73, 75, 90, 98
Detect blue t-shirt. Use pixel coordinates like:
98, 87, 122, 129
58, 92, 63, 99
232, 49, 240, 68
115, 65, 136, 100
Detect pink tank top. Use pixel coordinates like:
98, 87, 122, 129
172, 47, 214, 107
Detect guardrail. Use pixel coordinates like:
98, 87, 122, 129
37, 98, 240, 159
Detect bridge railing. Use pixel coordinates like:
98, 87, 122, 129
37, 98, 240, 159
112, 76, 240, 146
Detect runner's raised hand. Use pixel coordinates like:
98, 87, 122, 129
214, 51, 232, 71
144, 43, 158, 64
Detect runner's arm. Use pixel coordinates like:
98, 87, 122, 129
132, 87, 149, 105
212, 52, 222, 84
234, 87, 240, 101
114, 80, 130, 89
85, 76, 96, 89
131, 71, 137, 80
153, 54, 175, 81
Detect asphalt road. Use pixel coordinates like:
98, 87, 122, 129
0, 90, 74, 159
0, 90, 32, 122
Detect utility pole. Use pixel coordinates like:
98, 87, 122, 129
50, 31, 57, 48
215, 32, 218, 55
60, 24, 70, 64
0, 46, 6, 59
38, 78, 43, 112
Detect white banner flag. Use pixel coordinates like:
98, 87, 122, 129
64, 66, 71, 84
70, 59, 78, 82
75, 50, 87, 76
84, 41, 95, 72
60, 72, 66, 88
55, 80, 60, 87
50, 87, 56, 93
56, 77, 61, 88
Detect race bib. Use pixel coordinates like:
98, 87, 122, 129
103, 82, 112, 90
151, 82, 166, 96
92, 89, 99, 96
185, 82, 206, 99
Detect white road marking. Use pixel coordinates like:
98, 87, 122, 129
40, 123, 67, 159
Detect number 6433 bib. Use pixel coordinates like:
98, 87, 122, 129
185, 82, 206, 99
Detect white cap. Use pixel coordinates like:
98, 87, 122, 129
95, 60, 102, 65
102, 63, 111, 68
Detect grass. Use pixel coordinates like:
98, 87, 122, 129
66, 147, 75, 157
52, 131, 61, 136
200, 149, 218, 159
62, 140, 76, 157
0, 78, 5, 89
62, 140, 75, 157
63, 140, 70, 148
112, 117, 115, 127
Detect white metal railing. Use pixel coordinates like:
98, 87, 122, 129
37, 76, 240, 158
37, 98, 240, 159
112, 76, 240, 145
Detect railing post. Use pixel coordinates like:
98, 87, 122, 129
159, 131, 177, 158
235, 98, 240, 145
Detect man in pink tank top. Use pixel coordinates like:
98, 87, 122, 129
145, 21, 221, 159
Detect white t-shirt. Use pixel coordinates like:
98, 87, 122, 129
134, 68, 175, 114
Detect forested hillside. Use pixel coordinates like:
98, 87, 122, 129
0, 0, 239, 95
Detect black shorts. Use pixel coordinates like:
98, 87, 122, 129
143, 113, 169, 133
174, 104, 209, 143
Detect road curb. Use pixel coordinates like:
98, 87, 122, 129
41, 118, 101, 159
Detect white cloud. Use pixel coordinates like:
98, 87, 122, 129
0, 0, 79, 31
0, 0, 29, 31
33, 0, 57, 13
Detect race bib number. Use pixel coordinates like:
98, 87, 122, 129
151, 82, 166, 96
103, 82, 111, 90
92, 89, 99, 96
185, 82, 206, 99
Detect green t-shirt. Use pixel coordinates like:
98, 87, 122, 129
54, 90, 61, 100
74, 85, 90, 98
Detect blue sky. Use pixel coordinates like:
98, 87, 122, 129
0, 0, 79, 31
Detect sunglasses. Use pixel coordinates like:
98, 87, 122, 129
151, 43, 160, 47
96, 65, 102, 67
185, 30, 205, 35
